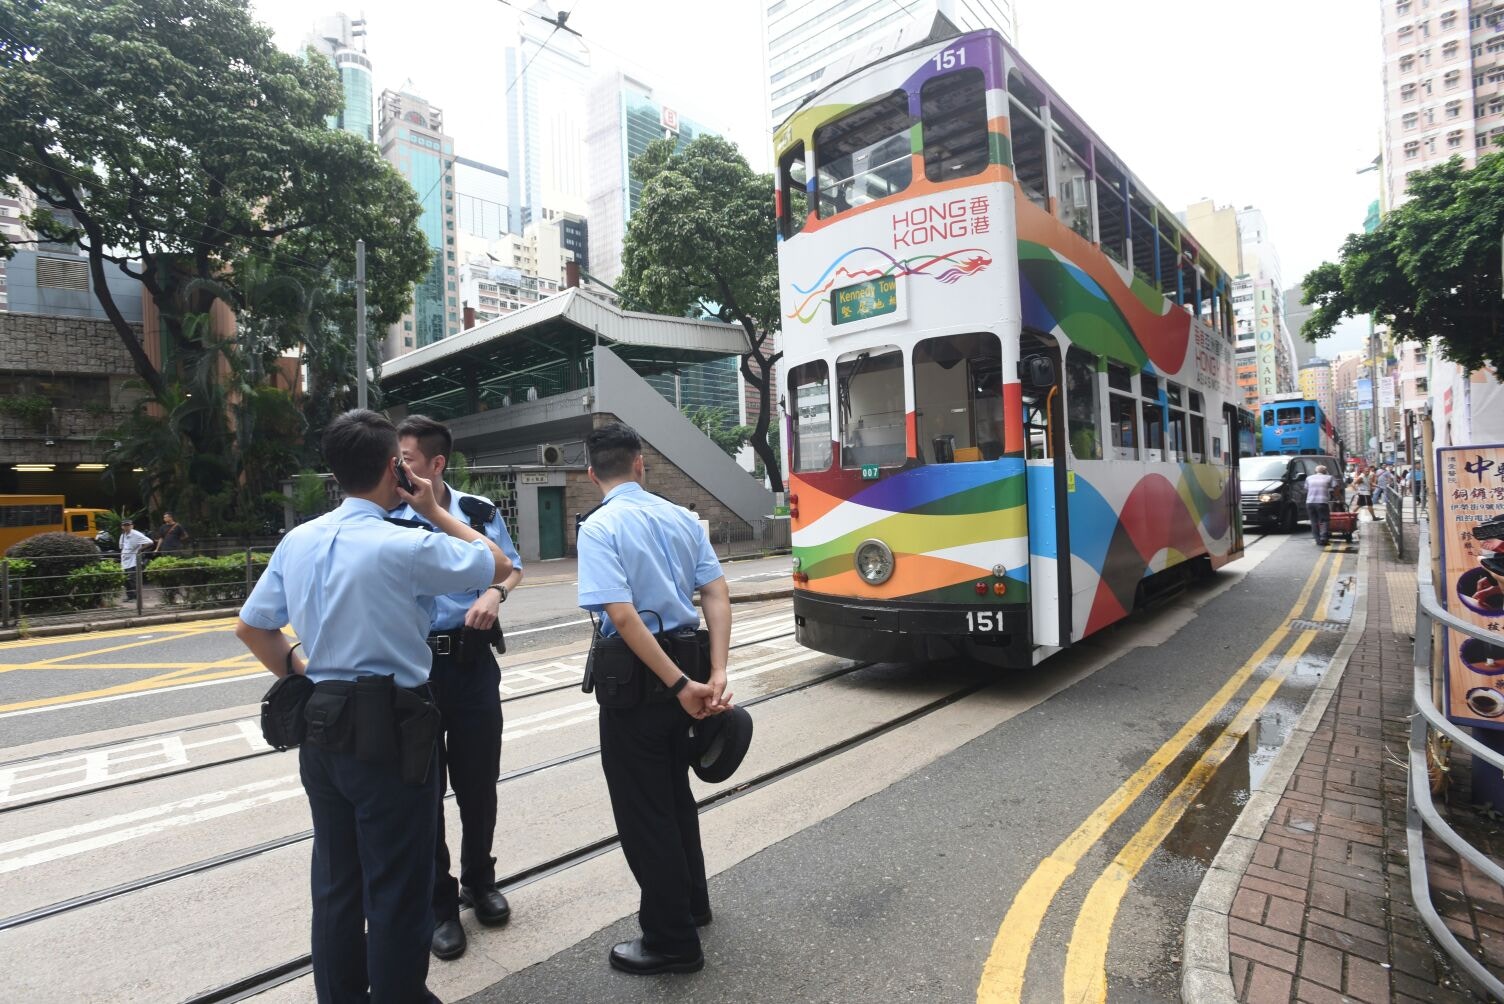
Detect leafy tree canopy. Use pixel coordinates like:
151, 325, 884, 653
620, 135, 785, 491
1301, 147, 1504, 376
682, 405, 754, 458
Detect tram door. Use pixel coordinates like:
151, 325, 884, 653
1020, 336, 1072, 653
1223, 404, 1246, 557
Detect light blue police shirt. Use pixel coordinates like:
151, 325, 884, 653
576, 481, 723, 638
239, 497, 495, 688
389, 482, 523, 631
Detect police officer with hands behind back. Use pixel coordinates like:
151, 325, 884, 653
234, 409, 511, 1004
576, 421, 733, 976
388, 415, 524, 961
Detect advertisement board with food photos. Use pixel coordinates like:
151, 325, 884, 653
1436, 444, 1504, 727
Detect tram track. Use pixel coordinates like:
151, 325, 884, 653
0, 625, 798, 815
178, 670, 991, 1004
0, 653, 869, 935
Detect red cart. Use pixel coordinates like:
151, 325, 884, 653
1328, 502, 1358, 543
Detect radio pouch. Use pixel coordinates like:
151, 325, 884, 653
353, 674, 398, 765
670, 629, 711, 684
304, 680, 357, 752
260, 672, 315, 751
587, 635, 643, 709
393, 687, 441, 785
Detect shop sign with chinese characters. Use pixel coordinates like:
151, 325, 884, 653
1435, 444, 1504, 728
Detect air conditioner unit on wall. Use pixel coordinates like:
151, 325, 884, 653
538, 443, 563, 465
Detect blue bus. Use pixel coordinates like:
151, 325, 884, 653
1260, 398, 1340, 458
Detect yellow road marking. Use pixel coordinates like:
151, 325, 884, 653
975, 546, 1335, 1004
1061, 629, 1318, 1003
0, 616, 238, 651
0, 623, 232, 674
0, 666, 266, 713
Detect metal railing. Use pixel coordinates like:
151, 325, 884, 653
1407, 522, 1504, 1000
1382, 484, 1405, 559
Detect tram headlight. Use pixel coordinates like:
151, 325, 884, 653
854, 538, 895, 586
1259, 492, 1280, 503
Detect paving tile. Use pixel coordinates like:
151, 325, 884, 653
1229, 933, 1298, 973
1296, 939, 1344, 991
1244, 962, 1295, 1004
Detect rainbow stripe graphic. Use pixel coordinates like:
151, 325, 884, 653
786, 246, 993, 324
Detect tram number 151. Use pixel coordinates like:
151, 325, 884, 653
931, 47, 967, 71
966, 610, 1002, 632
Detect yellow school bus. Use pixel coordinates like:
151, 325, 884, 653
0, 495, 66, 553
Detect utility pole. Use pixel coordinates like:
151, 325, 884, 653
355, 239, 368, 410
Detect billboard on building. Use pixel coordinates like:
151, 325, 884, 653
1435, 444, 1504, 729
1357, 378, 1372, 407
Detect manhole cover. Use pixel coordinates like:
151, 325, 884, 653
1288, 618, 1348, 633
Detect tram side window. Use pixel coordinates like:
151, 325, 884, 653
789, 361, 833, 473
837, 346, 906, 469
1167, 381, 1187, 462
1065, 346, 1101, 460
1107, 360, 1138, 460
1189, 390, 1206, 462
1263, 408, 1274, 427
1303, 405, 1316, 423
1140, 374, 1164, 459
913, 332, 1003, 464
1008, 72, 1048, 211
778, 142, 808, 239
816, 92, 913, 219
921, 68, 989, 182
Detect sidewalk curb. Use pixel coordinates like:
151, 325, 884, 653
1179, 538, 1372, 1003
0, 605, 240, 642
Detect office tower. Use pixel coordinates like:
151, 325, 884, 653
378, 86, 457, 358
763, 0, 1016, 133
505, 3, 591, 233
454, 157, 510, 242
305, 12, 374, 142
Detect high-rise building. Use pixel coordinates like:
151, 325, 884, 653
456, 207, 588, 325
1283, 286, 1317, 368
762, 0, 1016, 133
454, 157, 510, 242
305, 13, 374, 142
1378, 1, 1504, 211
505, 4, 591, 233
0, 185, 38, 311
1298, 358, 1338, 428
378, 86, 457, 359
585, 70, 716, 287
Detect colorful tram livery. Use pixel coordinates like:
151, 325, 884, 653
773, 29, 1246, 668
1260, 397, 1343, 458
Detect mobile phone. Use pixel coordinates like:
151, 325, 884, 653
395, 459, 416, 494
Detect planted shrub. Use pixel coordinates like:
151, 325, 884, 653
145, 553, 270, 607
4, 533, 108, 611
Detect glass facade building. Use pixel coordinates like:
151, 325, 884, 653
306, 13, 373, 142
505, 7, 591, 233
454, 157, 510, 242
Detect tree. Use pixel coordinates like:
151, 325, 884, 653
682, 405, 754, 458
1301, 147, 1504, 376
619, 135, 785, 491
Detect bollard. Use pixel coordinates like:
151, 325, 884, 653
135, 561, 144, 617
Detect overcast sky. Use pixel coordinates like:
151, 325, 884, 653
250, 0, 1377, 353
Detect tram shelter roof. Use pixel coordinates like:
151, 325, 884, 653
380, 289, 748, 420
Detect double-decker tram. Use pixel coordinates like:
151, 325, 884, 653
774, 27, 1246, 667
1260, 395, 1343, 459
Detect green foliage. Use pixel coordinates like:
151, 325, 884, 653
144, 552, 270, 607
447, 451, 512, 507
1, 557, 123, 613
291, 469, 330, 518
1301, 146, 1504, 375
619, 135, 785, 491
0, 394, 52, 429
63, 562, 125, 608
5, 531, 101, 571
682, 406, 753, 458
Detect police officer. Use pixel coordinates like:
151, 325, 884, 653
390, 415, 524, 960
235, 409, 511, 1004
576, 421, 733, 975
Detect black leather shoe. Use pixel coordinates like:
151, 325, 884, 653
431, 919, 466, 960
462, 886, 511, 927
609, 939, 704, 975
693, 908, 713, 927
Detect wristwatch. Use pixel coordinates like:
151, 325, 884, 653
668, 674, 691, 696
487, 584, 508, 602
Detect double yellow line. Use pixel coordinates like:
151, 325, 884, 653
977, 545, 1344, 1003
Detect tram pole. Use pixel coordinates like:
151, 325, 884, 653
355, 238, 368, 411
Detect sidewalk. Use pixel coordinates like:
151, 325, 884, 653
1184, 505, 1504, 1002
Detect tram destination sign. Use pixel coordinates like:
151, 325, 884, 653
831, 277, 898, 325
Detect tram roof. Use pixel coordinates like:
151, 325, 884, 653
380, 288, 748, 411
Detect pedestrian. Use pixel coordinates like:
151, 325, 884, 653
1355, 469, 1376, 521
388, 415, 525, 961
1376, 464, 1395, 509
576, 421, 733, 975
1413, 463, 1426, 511
154, 511, 189, 554
117, 518, 153, 600
1306, 463, 1336, 546
233, 409, 511, 1004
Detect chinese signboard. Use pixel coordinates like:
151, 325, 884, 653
1435, 444, 1504, 729
831, 277, 898, 325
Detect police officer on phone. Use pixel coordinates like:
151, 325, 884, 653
576, 421, 733, 975
234, 410, 511, 1004
388, 415, 524, 960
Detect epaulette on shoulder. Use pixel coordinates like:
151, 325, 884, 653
457, 494, 498, 531
385, 516, 438, 531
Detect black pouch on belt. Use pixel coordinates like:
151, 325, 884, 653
260, 672, 315, 751
586, 635, 643, 709
353, 674, 399, 765
670, 629, 712, 684
393, 687, 441, 785
304, 680, 356, 752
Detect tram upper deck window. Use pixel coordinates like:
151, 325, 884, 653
921, 68, 988, 182
1107, 360, 1138, 460
1277, 407, 1302, 426
1065, 346, 1102, 460
778, 142, 808, 239
789, 361, 833, 473
1303, 405, 1316, 423
1189, 390, 1206, 462
1167, 381, 1187, 462
913, 332, 1003, 464
837, 346, 906, 469
816, 92, 914, 219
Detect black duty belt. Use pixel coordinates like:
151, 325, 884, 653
427, 630, 463, 656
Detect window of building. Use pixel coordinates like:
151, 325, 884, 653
777, 142, 808, 239
789, 361, 833, 473
1405, 140, 1421, 158
1008, 72, 1049, 211
1475, 43, 1486, 58
1440, 9, 1456, 28
1107, 361, 1138, 459
1398, 25, 1414, 43
1448, 130, 1463, 147
1065, 346, 1102, 460
913, 332, 1003, 463
1446, 100, 1464, 118
1444, 69, 1461, 88
837, 346, 905, 468
1403, 111, 1420, 129
1400, 54, 1416, 72
815, 91, 913, 218
1443, 40, 1459, 59
1401, 82, 1417, 101
1397, 0, 1410, 12
921, 68, 989, 183
1490, 36, 1504, 55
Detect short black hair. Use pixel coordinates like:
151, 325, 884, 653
586, 421, 642, 480
396, 414, 452, 463
322, 409, 398, 493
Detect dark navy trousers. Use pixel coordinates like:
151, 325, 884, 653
299, 743, 442, 1004
599, 699, 709, 957
427, 645, 503, 922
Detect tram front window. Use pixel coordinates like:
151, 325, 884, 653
816, 91, 914, 218
837, 346, 906, 469
789, 361, 833, 473
913, 332, 1003, 463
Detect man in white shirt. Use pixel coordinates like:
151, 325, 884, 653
1305, 465, 1336, 546
117, 519, 154, 600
